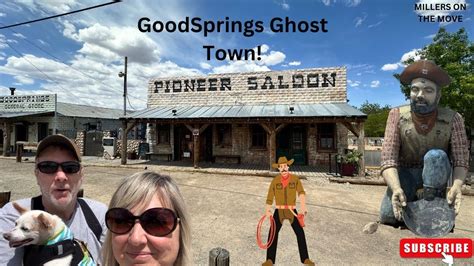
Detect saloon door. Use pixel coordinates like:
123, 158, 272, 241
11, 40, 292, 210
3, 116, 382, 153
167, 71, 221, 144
276, 124, 307, 165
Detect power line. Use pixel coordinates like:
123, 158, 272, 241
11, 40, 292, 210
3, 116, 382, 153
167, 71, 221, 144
0, 1, 122, 30
4, 41, 83, 99
2, 26, 147, 103
127, 95, 137, 111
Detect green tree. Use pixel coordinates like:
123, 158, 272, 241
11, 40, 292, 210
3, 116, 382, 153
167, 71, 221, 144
394, 27, 474, 131
359, 100, 391, 114
359, 101, 391, 137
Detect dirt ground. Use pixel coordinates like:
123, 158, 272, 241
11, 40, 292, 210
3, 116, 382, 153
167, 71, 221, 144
1, 158, 473, 265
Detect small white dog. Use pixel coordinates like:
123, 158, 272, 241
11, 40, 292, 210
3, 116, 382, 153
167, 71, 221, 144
3, 202, 95, 266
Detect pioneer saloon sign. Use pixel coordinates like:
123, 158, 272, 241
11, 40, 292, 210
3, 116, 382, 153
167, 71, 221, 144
0, 94, 56, 112
152, 71, 338, 93
148, 67, 347, 106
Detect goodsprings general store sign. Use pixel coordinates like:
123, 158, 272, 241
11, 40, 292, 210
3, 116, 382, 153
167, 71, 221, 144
0, 94, 56, 113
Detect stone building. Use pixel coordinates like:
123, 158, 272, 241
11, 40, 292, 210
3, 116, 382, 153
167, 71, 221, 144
125, 67, 367, 170
0, 92, 124, 156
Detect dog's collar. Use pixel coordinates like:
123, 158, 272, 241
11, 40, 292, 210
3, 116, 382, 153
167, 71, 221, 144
45, 226, 74, 246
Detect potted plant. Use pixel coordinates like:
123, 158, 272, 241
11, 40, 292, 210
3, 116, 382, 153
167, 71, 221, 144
339, 150, 362, 176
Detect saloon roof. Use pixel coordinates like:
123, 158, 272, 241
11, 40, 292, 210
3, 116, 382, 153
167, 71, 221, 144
125, 103, 366, 121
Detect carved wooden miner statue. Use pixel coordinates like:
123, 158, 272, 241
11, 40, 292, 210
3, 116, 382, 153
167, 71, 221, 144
376, 60, 469, 237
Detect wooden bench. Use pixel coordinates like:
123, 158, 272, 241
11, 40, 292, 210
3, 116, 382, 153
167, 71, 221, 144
213, 155, 241, 164
146, 152, 172, 161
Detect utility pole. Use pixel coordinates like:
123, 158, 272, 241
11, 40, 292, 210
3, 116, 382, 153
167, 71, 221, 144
118, 56, 128, 165
118, 56, 128, 116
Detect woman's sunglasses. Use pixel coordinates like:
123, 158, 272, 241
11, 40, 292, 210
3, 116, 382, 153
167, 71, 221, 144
36, 161, 81, 174
106, 207, 180, 237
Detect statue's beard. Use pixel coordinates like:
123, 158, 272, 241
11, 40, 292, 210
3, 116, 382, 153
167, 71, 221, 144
410, 99, 437, 114
410, 92, 440, 115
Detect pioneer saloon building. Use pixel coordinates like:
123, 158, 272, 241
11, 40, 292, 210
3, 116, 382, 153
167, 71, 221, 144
124, 67, 367, 171
0, 92, 123, 156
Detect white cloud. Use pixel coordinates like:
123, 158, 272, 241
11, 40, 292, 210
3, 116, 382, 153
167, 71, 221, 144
370, 80, 380, 88
12, 33, 26, 39
38, 39, 48, 46
0, 12, 5, 17
424, 33, 436, 39
260, 51, 286, 66
322, 0, 361, 6
321, 0, 333, 6
348, 79, 361, 87
354, 13, 367, 27
400, 49, 421, 63
278, 0, 290, 10
62, 20, 79, 41
381, 63, 400, 71
260, 44, 270, 54
74, 24, 161, 64
368, 21, 383, 28
0, 52, 202, 109
13, 0, 77, 14
288, 61, 301, 66
14, 75, 34, 85
381, 48, 422, 72
346, 0, 362, 7
200, 62, 212, 70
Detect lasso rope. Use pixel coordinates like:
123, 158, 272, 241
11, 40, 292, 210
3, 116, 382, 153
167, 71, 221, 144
256, 215, 276, 249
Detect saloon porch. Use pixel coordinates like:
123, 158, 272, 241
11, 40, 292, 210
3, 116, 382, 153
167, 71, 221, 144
119, 102, 367, 174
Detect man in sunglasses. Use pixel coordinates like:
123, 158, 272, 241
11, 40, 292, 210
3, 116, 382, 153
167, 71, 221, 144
0, 134, 108, 264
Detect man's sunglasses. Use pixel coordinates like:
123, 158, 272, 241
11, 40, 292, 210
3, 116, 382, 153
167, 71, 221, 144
36, 161, 81, 174
105, 207, 180, 237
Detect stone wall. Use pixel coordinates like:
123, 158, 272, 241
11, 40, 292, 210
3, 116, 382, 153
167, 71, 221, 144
117, 140, 143, 156
75, 131, 85, 155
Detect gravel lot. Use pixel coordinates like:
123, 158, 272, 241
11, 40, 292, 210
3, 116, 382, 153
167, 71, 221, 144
1, 158, 473, 265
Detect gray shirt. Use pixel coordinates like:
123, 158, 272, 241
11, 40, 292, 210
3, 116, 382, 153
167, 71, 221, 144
0, 197, 107, 265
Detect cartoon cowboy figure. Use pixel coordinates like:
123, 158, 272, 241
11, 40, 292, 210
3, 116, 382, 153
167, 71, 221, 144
262, 156, 314, 266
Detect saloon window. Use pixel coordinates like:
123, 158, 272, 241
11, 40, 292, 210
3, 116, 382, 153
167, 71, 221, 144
317, 123, 336, 150
157, 124, 170, 144
251, 124, 267, 149
217, 124, 232, 147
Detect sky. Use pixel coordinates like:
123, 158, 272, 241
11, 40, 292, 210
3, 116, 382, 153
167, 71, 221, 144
0, 0, 472, 112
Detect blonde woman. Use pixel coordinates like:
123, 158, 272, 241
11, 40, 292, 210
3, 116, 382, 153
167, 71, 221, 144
102, 171, 190, 265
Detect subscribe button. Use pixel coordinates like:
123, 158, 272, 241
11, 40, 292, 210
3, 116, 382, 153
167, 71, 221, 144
400, 238, 473, 258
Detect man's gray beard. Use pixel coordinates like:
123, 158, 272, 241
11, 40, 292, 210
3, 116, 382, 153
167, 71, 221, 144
411, 100, 437, 115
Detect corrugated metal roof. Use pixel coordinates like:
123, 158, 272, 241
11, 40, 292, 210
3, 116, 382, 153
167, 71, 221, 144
57, 102, 123, 119
127, 103, 366, 120
0, 111, 53, 118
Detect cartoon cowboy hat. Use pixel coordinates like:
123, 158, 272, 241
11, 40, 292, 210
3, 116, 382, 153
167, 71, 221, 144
272, 156, 295, 168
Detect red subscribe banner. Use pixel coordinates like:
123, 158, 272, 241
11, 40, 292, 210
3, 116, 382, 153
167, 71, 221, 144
400, 238, 473, 258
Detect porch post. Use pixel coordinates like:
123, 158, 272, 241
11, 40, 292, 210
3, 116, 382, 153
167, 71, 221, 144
121, 120, 137, 165
121, 120, 127, 165
261, 123, 286, 171
185, 124, 209, 168
3, 122, 10, 157
193, 130, 199, 168
357, 122, 365, 176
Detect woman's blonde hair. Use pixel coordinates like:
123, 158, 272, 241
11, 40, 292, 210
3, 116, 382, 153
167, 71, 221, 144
102, 171, 191, 265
